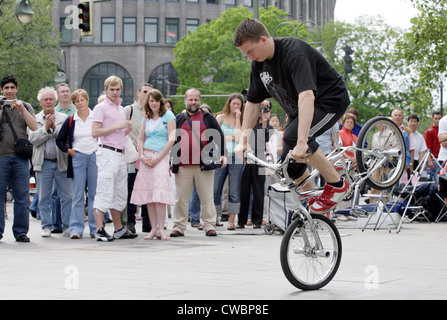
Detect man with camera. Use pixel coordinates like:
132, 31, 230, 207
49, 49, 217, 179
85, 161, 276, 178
0, 75, 37, 242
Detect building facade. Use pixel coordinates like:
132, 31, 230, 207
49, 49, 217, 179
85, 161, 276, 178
53, 0, 336, 107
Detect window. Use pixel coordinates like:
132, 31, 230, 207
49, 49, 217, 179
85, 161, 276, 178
186, 19, 199, 36
81, 62, 134, 109
274, 0, 282, 9
144, 18, 158, 43
60, 18, 72, 43
165, 18, 179, 44
148, 63, 179, 97
101, 18, 115, 43
308, 0, 313, 19
244, 0, 253, 7
123, 17, 137, 43
207, 0, 218, 3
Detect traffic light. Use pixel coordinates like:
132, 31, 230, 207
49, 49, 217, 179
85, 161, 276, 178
343, 45, 354, 75
78, 0, 93, 37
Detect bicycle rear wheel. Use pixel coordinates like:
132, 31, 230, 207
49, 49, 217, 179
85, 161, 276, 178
356, 117, 406, 190
280, 214, 342, 291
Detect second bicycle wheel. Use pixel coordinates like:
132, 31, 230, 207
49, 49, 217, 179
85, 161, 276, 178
280, 214, 342, 291
356, 116, 406, 190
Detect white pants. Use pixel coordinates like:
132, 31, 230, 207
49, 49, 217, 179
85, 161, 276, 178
93, 148, 128, 213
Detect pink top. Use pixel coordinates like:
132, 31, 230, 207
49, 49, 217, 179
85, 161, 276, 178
92, 96, 126, 149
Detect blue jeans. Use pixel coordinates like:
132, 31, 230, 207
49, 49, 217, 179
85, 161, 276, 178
30, 191, 40, 219
213, 154, 244, 217
70, 152, 97, 237
188, 183, 201, 225
35, 160, 72, 231
0, 155, 30, 239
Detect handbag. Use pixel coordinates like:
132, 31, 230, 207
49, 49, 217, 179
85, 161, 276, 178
124, 106, 139, 164
125, 136, 139, 164
3, 109, 33, 160
185, 112, 221, 171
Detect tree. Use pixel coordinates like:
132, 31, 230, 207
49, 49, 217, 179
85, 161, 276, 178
0, 0, 60, 108
320, 16, 433, 124
398, 0, 447, 88
172, 6, 290, 113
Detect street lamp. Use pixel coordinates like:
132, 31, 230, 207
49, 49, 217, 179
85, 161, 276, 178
14, 0, 33, 24
54, 50, 68, 85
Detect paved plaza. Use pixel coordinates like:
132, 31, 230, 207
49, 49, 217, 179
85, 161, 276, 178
1, 200, 447, 301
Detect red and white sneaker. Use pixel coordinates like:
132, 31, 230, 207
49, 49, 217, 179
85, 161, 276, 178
308, 178, 350, 214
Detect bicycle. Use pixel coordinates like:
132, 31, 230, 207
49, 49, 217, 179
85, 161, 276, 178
244, 116, 406, 290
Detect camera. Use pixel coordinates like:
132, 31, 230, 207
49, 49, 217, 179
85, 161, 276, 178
262, 106, 271, 113
0, 97, 13, 106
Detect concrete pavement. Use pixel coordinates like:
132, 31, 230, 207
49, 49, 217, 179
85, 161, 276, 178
1, 200, 447, 301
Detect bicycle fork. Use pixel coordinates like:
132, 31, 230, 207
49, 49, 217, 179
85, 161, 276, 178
291, 203, 332, 259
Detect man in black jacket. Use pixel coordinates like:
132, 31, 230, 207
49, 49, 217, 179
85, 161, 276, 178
170, 88, 227, 237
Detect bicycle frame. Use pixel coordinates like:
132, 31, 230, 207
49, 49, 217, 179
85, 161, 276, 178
245, 124, 403, 218
244, 151, 329, 257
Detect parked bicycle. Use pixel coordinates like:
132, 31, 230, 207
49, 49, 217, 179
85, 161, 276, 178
244, 116, 406, 290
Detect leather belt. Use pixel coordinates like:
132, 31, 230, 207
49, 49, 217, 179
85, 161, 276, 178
99, 144, 124, 153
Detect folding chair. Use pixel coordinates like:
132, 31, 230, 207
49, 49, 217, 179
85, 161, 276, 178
361, 188, 398, 233
435, 193, 447, 222
396, 150, 438, 233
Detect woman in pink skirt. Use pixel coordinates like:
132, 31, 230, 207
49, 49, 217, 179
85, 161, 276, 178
131, 89, 176, 240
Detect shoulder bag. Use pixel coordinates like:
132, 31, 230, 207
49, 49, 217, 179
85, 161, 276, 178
125, 105, 139, 164
3, 108, 33, 160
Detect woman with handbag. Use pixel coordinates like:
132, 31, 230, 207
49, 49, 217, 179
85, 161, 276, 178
213, 93, 245, 230
130, 89, 176, 240
56, 89, 98, 239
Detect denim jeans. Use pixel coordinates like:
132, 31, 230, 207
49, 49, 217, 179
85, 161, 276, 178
0, 155, 30, 239
188, 183, 201, 225
70, 152, 97, 237
35, 160, 72, 231
30, 191, 40, 219
213, 154, 244, 217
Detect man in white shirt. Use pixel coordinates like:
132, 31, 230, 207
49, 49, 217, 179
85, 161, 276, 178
437, 115, 447, 203
92, 76, 137, 242
407, 114, 431, 171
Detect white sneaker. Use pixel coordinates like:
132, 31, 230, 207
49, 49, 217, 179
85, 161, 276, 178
41, 228, 51, 238
63, 229, 70, 237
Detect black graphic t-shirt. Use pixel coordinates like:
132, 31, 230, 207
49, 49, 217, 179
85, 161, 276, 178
246, 37, 350, 118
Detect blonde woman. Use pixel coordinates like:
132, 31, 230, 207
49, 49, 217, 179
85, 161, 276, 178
56, 89, 97, 239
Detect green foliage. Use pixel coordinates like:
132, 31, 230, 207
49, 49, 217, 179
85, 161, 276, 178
320, 16, 434, 124
0, 0, 60, 109
172, 6, 435, 125
172, 6, 288, 114
397, 0, 447, 89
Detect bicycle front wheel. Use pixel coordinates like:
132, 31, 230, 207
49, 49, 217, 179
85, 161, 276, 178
356, 116, 406, 190
280, 214, 342, 291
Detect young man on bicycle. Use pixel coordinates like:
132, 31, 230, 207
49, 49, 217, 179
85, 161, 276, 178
233, 19, 350, 214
